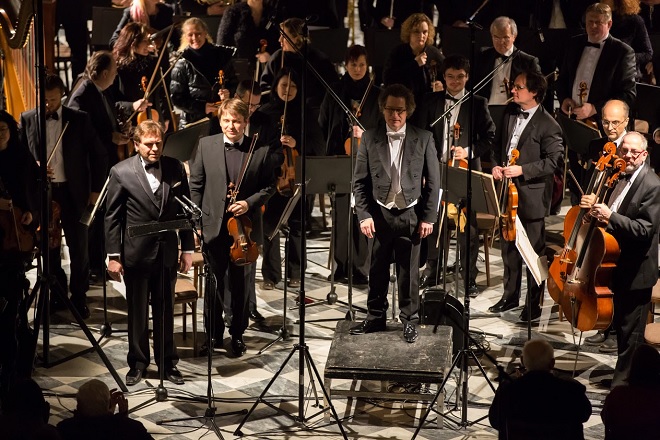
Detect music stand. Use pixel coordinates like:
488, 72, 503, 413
258, 186, 302, 354
556, 112, 601, 155
163, 118, 210, 162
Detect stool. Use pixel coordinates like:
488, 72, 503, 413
174, 277, 199, 356
191, 251, 204, 296
476, 212, 497, 286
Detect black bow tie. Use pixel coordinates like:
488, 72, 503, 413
445, 95, 459, 103
145, 161, 160, 170
517, 110, 530, 119
225, 141, 241, 150
585, 42, 601, 49
620, 173, 632, 181
46, 112, 59, 121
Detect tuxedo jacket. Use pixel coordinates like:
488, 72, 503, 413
556, 34, 637, 117
189, 134, 278, 245
607, 163, 660, 292
493, 104, 563, 220
415, 90, 495, 169
473, 47, 541, 100
354, 124, 440, 224
105, 155, 194, 269
20, 106, 107, 217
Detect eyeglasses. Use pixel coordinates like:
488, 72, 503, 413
602, 118, 627, 129
619, 148, 646, 159
384, 108, 406, 116
512, 84, 526, 90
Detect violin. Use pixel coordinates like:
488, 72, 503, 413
499, 149, 519, 242
226, 135, 260, 266
502, 78, 512, 100
211, 70, 225, 117
344, 72, 375, 155
560, 157, 625, 331
548, 142, 617, 304
449, 122, 468, 169
136, 76, 160, 124
254, 39, 268, 82
277, 73, 298, 197
577, 81, 600, 131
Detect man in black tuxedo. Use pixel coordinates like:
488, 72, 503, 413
189, 98, 278, 357
489, 339, 592, 439
579, 131, 660, 387
416, 55, 496, 294
488, 71, 563, 322
105, 120, 193, 386
473, 16, 541, 106
350, 84, 440, 343
20, 75, 107, 319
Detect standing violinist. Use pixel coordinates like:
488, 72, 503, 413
579, 131, 660, 388
319, 45, 380, 285
488, 71, 563, 322
105, 120, 193, 386
415, 54, 496, 295
189, 98, 278, 357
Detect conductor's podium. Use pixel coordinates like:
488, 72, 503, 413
324, 320, 453, 428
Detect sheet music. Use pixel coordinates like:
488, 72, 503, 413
514, 216, 548, 286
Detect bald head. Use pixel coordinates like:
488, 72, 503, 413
522, 339, 555, 372
602, 99, 629, 142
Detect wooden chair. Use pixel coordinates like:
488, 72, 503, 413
644, 278, 660, 345
174, 277, 199, 356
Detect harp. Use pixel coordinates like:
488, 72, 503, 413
0, 0, 56, 118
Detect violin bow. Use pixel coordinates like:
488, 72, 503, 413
46, 121, 70, 167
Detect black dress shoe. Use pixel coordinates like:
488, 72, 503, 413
403, 322, 418, 343
467, 281, 479, 298
126, 368, 143, 386
349, 319, 386, 335
249, 309, 265, 322
519, 306, 542, 322
231, 337, 247, 356
71, 298, 90, 319
199, 339, 223, 357
599, 336, 618, 353
488, 298, 518, 313
585, 331, 607, 345
352, 273, 369, 286
327, 271, 348, 283
164, 366, 184, 385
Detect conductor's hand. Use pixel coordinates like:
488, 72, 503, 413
418, 221, 433, 238
228, 200, 249, 216
579, 193, 597, 209
108, 259, 123, 282
179, 252, 192, 274
360, 218, 375, 239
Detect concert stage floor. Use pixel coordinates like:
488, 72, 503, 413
27, 201, 614, 439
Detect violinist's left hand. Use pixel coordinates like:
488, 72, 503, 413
256, 51, 271, 64
281, 135, 296, 148
132, 98, 150, 112
502, 165, 522, 178
228, 200, 248, 216
451, 146, 467, 160
218, 88, 231, 101
352, 125, 364, 138
590, 202, 612, 223
431, 81, 444, 92
21, 211, 33, 225
573, 102, 596, 120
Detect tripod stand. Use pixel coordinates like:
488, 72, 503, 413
234, 22, 347, 438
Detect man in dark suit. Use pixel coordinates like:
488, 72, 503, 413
189, 98, 278, 357
105, 120, 193, 386
350, 84, 440, 343
489, 339, 592, 439
488, 71, 563, 322
416, 55, 496, 294
20, 74, 107, 319
473, 16, 541, 106
579, 131, 660, 387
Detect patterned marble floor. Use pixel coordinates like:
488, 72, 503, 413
26, 202, 614, 440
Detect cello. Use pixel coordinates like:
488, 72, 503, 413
226, 134, 260, 266
560, 157, 626, 332
547, 142, 617, 303
499, 149, 520, 241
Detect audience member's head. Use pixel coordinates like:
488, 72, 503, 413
521, 339, 555, 372
76, 379, 112, 417
628, 344, 660, 386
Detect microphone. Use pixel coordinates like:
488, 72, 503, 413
266, 0, 281, 30
182, 195, 204, 216
174, 195, 196, 217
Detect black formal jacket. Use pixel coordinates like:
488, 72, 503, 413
189, 134, 278, 245
556, 34, 637, 117
105, 155, 194, 269
489, 370, 592, 440
354, 124, 440, 225
606, 163, 660, 292
473, 47, 541, 101
492, 104, 563, 220
20, 106, 107, 217
383, 43, 444, 107
415, 90, 495, 169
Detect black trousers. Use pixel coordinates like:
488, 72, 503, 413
52, 185, 89, 301
332, 193, 371, 278
124, 260, 178, 371
205, 219, 251, 340
613, 287, 652, 387
261, 193, 303, 282
366, 205, 421, 324
500, 217, 546, 308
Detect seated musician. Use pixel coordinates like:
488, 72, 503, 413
0, 110, 38, 405
189, 98, 278, 357
414, 54, 496, 295
489, 339, 592, 439
488, 71, 563, 322
556, 2, 636, 205
579, 131, 660, 388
